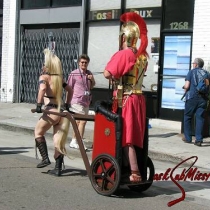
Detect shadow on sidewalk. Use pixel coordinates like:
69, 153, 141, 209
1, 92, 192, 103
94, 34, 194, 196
41, 168, 87, 177
0, 147, 33, 155
149, 132, 179, 138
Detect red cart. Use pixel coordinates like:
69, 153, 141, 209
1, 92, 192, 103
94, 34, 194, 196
32, 100, 154, 196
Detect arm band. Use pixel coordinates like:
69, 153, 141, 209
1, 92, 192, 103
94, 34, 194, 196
62, 82, 68, 88
39, 80, 47, 85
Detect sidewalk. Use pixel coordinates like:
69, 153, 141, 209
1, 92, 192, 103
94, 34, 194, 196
0, 102, 210, 170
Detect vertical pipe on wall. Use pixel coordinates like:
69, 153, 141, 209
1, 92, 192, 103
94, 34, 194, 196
15, 0, 21, 102
83, 0, 90, 54
80, 0, 87, 54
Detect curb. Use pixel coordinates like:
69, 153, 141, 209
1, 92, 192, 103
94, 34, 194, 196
0, 123, 35, 136
148, 150, 190, 166
0, 122, 93, 148
0, 122, 192, 167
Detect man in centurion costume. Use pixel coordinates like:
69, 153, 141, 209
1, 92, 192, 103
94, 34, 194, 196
103, 12, 148, 183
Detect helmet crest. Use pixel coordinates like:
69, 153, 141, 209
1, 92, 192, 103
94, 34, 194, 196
120, 12, 148, 58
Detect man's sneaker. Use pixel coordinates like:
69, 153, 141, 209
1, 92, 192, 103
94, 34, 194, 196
69, 138, 79, 149
69, 138, 88, 151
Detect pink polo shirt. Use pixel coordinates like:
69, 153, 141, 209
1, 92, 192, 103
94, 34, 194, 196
67, 68, 92, 107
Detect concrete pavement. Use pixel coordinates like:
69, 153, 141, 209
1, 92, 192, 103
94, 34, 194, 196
0, 102, 210, 169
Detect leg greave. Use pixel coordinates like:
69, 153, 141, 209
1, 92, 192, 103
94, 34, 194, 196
35, 136, 51, 168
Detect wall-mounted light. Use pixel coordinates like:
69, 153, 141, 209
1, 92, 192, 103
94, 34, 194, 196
151, 84, 157, 92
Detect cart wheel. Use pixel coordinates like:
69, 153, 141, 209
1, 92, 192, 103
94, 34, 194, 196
90, 154, 121, 196
128, 156, 155, 192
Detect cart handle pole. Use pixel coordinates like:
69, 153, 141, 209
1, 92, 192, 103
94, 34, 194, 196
31, 109, 92, 178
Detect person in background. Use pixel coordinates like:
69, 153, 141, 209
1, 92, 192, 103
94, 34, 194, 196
34, 48, 72, 176
67, 54, 95, 150
103, 12, 148, 183
182, 58, 210, 146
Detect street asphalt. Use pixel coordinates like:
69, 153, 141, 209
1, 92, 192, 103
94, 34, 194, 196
0, 102, 210, 170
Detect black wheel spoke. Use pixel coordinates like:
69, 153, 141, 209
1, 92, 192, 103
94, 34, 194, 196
106, 176, 115, 185
93, 173, 102, 178
99, 159, 106, 173
106, 163, 114, 174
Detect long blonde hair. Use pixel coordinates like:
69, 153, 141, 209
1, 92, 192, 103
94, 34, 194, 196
55, 114, 70, 156
44, 49, 62, 111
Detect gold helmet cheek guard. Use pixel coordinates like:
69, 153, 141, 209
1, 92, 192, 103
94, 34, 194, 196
119, 21, 140, 50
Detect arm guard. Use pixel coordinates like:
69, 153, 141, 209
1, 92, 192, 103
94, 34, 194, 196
62, 82, 67, 88
36, 103, 42, 113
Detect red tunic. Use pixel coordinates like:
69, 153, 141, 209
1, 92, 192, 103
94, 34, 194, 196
105, 48, 146, 148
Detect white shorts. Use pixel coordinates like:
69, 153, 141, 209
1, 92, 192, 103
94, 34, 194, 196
70, 104, 89, 115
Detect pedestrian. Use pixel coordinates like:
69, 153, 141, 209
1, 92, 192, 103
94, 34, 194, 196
103, 12, 148, 183
34, 48, 73, 176
182, 58, 210, 146
67, 54, 95, 150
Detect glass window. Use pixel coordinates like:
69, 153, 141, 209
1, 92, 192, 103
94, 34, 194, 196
52, 0, 82, 7
21, 0, 82, 9
161, 35, 192, 110
0, 0, 3, 9
21, 0, 50, 9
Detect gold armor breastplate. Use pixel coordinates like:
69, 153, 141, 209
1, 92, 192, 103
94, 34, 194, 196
122, 54, 147, 94
114, 55, 148, 108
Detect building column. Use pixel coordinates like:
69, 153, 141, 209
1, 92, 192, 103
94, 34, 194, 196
1, 0, 17, 102
192, 0, 210, 70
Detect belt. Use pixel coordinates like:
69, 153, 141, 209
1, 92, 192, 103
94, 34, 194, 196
45, 103, 58, 108
123, 90, 142, 95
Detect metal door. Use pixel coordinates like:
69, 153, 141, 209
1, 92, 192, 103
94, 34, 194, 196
19, 28, 80, 103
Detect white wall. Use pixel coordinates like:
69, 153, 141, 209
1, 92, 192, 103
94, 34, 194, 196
87, 22, 119, 88
90, 0, 120, 10
192, 0, 210, 71
1, 0, 17, 102
126, 0, 161, 8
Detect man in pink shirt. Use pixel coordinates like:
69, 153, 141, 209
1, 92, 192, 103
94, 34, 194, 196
104, 12, 148, 183
67, 54, 95, 150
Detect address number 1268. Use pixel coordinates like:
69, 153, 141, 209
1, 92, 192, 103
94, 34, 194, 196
169, 22, 189, 30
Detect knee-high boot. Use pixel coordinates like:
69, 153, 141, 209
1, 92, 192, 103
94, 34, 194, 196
47, 154, 64, 177
35, 137, 51, 168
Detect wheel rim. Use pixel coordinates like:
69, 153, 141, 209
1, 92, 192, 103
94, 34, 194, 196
91, 154, 120, 196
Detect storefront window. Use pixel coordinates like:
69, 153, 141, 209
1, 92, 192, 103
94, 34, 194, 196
52, 0, 82, 7
21, 0, 51, 9
21, 0, 82, 9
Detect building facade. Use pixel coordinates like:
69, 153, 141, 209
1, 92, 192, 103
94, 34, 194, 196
1, 0, 210, 121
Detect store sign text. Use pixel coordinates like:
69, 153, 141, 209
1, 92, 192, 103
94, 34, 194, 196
128, 9, 153, 18
89, 7, 161, 20
91, 10, 119, 20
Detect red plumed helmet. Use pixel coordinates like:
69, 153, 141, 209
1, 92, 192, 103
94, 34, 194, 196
120, 12, 148, 58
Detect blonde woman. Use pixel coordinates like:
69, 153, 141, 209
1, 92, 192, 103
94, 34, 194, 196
34, 49, 72, 176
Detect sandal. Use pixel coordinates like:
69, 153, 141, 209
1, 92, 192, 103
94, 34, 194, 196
129, 170, 142, 183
